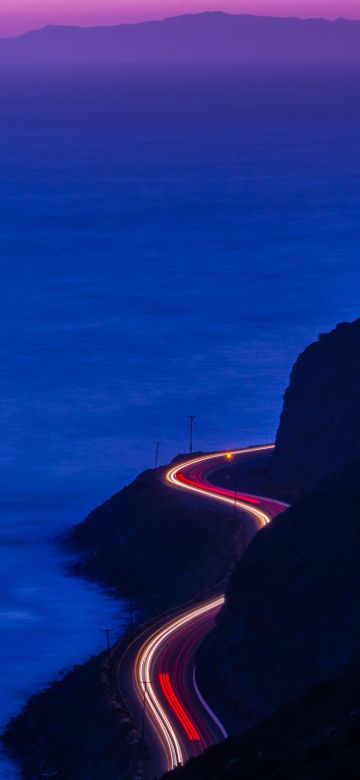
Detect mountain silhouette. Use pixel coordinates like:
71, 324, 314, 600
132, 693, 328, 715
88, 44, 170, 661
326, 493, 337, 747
1, 13, 360, 65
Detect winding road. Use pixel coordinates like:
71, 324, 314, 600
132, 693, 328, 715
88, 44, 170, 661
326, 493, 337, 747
117, 445, 288, 776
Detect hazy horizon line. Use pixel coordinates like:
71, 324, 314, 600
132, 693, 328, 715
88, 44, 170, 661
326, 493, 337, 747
1, 9, 358, 43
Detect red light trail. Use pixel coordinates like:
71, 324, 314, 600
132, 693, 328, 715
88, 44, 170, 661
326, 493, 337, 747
118, 445, 288, 774
159, 673, 201, 741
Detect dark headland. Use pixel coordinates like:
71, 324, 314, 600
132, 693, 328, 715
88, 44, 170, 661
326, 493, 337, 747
3, 318, 360, 779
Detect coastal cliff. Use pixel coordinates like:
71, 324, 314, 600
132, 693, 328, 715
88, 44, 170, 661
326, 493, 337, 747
201, 459, 360, 737
4, 319, 360, 780
177, 319, 360, 779
2, 465, 248, 780
271, 319, 360, 499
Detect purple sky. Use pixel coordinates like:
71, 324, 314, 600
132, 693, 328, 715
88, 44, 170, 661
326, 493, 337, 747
1, 1, 360, 38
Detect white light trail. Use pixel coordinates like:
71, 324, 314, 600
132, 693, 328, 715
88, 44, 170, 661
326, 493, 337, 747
135, 596, 225, 770
134, 445, 283, 772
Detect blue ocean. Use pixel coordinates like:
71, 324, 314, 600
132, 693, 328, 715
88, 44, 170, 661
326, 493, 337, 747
1, 66, 359, 776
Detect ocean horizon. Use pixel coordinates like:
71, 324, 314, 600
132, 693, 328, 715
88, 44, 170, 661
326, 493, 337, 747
1, 64, 360, 777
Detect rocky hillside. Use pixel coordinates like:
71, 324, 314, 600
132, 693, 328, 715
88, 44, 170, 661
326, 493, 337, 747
174, 319, 360, 779
3, 652, 136, 780
5, 320, 360, 779
3, 462, 253, 780
271, 319, 360, 499
198, 457, 360, 740
168, 659, 360, 780
66, 461, 252, 615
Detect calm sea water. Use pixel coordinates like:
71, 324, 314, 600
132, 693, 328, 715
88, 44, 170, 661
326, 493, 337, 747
1, 66, 360, 775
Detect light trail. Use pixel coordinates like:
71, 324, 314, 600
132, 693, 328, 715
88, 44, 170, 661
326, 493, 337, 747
166, 445, 286, 527
159, 674, 200, 741
131, 445, 288, 773
134, 595, 225, 769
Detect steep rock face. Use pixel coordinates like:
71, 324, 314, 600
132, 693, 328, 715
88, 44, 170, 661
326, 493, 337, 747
271, 319, 360, 498
166, 665, 360, 780
167, 661, 360, 780
203, 459, 360, 736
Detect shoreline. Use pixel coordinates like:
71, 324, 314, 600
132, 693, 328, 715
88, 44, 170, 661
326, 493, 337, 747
3, 454, 253, 778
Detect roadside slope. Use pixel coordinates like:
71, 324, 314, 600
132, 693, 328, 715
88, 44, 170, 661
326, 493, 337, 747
198, 458, 360, 739
66, 463, 244, 614
2, 460, 247, 780
166, 659, 360, 780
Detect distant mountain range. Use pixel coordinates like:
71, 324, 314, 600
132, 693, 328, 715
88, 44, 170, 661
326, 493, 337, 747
1, 12, 360, 66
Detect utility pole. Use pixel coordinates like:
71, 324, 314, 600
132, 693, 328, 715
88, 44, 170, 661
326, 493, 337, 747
189, 415, 196, 453
153, 441, 162, 469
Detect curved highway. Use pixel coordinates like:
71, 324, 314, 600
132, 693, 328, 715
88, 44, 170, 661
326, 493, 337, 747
118, 445, 288, 775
